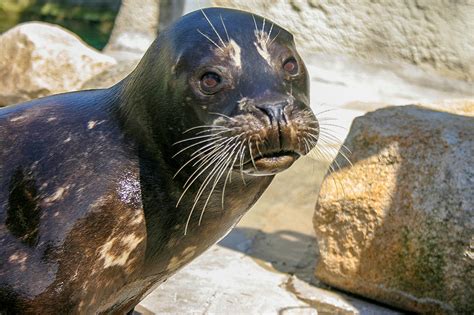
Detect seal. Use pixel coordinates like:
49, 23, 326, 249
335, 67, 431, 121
0, 8, 319, 314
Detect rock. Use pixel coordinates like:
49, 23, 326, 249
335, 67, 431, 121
213, 0, 474, 82
103, 0, 159, 54
0, 22, 116, 106
313, 102, 474, 313
138, 245, 316, 314
287, 276, 401, 315
81, 58, 139, 90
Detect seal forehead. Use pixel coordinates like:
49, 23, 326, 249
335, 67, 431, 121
254, 29, 273, 66
213, 39, 242, 69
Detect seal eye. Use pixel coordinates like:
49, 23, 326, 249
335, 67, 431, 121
200, 72, 222, 94
283, 58, 298, 76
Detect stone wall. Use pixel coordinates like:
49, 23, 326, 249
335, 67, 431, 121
213, 0, 474, 82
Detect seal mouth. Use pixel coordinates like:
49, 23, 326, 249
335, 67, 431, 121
239, 150, 299, 176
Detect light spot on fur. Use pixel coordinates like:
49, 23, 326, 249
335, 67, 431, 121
9, 252, 28, 271
9, 114, 28, 122
87, 120, 105, 130
88, 120, 97, 129
254, 30, 272, 66
130, 212, 144, 225
47, 117, 57, 122
44, 186, 69, 203
63, 136, 72, 143
214, 39, 241, 70
227, 40, 241, 69
99, 234, 144, 268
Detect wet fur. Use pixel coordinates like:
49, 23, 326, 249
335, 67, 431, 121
0, 8, 317, 314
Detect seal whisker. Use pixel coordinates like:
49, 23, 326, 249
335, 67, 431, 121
197, 29, 224, 52
186, 138, 235, 176
252, 14, 258, 33
220, 14, 230, 42
190, 137, 236, 167
313, 108, 337, 116
183, 139, 239, 234
172, 136, 226, 158
173, 142, 226, 179
317, 130, 352, 154
266, 22, 274, 45
193, 148, 231, 204
316, 137, 353, 167
317, 133, 352, 155
318, 123, 347, 130
173, 129, 230, 145
239, 138, 248, 185
174, 137, 233, 179
269, 30, 281, 46
193, 146, 233, 204
209, 111, 238, 122
255, 135, 264, 157
222, 138, 245, 208
248, 137, 257, 169
198, 142, 241, 224
307, 138, 346, 198
182, 125, 230, 134
303, 137, 316, 156
200, 9, 226, 48
189, 139, 230, 158
178, 137, 238, 204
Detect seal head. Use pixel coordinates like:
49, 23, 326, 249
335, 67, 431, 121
120, 8, 318, 179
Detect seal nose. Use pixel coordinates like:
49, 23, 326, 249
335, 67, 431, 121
255, 102, 287, 124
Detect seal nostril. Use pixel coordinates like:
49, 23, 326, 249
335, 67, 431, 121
255, 102, 286, 124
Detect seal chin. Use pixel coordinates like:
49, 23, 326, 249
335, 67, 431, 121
240, 151, 299, 176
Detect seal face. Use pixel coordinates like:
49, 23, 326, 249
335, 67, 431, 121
0, 8, 318, 314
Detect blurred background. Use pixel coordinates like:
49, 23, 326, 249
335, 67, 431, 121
1, 1, 472, 314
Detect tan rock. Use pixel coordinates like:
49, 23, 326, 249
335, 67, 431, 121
313, 102, 474, 314
0, 22, 116, 106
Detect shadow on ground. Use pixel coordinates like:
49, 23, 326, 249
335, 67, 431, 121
219, 227, 319, 284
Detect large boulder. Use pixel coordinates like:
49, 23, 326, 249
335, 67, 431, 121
313, 102, 474, 314
0, 22, 116, 106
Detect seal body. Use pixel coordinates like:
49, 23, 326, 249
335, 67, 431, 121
0, 8, 318, 314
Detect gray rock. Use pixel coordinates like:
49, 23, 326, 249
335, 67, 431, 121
0, 22, 116, 106
313, 102, 474, 313
103, 0, 159, 54
81, 58, 139, 90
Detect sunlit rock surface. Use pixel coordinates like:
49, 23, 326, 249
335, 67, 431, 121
0, 22, 115, 106
314, 102, 474, 314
